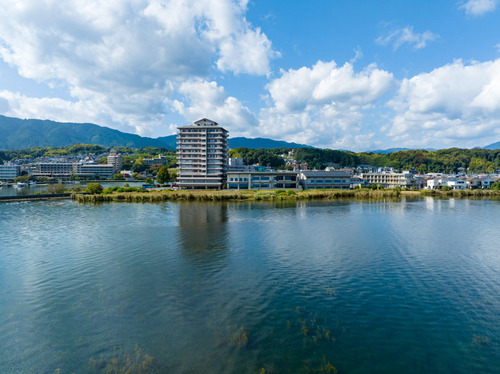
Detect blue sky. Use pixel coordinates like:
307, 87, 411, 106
0, 0, 499, 151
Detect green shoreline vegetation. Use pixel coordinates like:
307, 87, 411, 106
71, 188, 500, 203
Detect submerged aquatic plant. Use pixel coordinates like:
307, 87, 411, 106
472, 335, 491, 346
88, 344, 159, 373
230, 326, 249, 347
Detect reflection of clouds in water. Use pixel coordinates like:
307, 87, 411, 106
178, 202, 230, 268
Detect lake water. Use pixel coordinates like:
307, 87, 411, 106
0, 182, 144, 197
0, 197, 498, 373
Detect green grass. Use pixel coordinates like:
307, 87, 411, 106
72, 188, 403, 203
419, 189, 500, 198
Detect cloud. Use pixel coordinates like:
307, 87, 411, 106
459, 0, 497, 16
171, 79, 258, 134
259, 60, 395, 150
0, 87, 171, 136
388, 58, 500, 148
376, 26, 438, 50
0, 0, 276, 135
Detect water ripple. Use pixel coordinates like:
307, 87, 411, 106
0, 199, 499, 373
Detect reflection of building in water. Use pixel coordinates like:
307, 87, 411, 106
178, 202, 229, 266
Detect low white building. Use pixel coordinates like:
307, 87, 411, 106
299, 170, 351, 190
0, 164, 21, 180
34, 162, 114, 179
227, 171, 298, 189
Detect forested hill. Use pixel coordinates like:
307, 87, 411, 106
0, 115, 166, 149
230, 147, 500, 174
0, 115, 313, 150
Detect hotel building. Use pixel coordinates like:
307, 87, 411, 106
177, 118, 229, 189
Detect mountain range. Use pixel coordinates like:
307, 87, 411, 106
0, 115, 498, 152
0, 115, 312, 150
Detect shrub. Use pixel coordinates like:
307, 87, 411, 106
85, 183, 104, 194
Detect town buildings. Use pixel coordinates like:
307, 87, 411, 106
177, 118, 229, 189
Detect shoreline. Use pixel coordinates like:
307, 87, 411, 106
3, 189, 498, 203
71, 189, 499, 203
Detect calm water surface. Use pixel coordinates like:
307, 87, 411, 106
0, 181, 143, 196
0, 198, 498, 373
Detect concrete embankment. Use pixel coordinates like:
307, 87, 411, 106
0, 193, 72, 202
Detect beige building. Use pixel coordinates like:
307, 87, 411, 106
107, 150, 123, 172
361, 172, 413, 188
143, 154, 167, 167
177, 118, 229, 189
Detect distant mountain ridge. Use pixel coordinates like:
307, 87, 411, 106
367, 147, 437, 154
0, 115, 314, 150
229, 137, 313, 149
483, 141, 500, 150
0, 115, 164, 149
156, 134, 313, 150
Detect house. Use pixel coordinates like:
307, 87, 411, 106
426, 176, 447, 190
465, 177, 481, 189
446, 179, 466, 190
478, 176, 495, 189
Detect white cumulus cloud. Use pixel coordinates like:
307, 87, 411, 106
259, 60, 395, 150
171, 79, 258, 134
388, 58, 500, 148
459, 0, 497, 16
0, 0, 276, 135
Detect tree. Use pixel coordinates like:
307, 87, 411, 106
132, 172, 145, 180
45, 183, 67, 194
132, 157, 146, 173
157, 166, 170, 184
113, 173, 125, 180
85, 183, 103, 194
14, 175, 31, 183
68, 184, 84, 193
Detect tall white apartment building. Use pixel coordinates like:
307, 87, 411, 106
177, 118, 229, 189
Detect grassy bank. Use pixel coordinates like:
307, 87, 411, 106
419, 189, 500, 198
72, 188, 401, 203
72, 188, 500, 204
